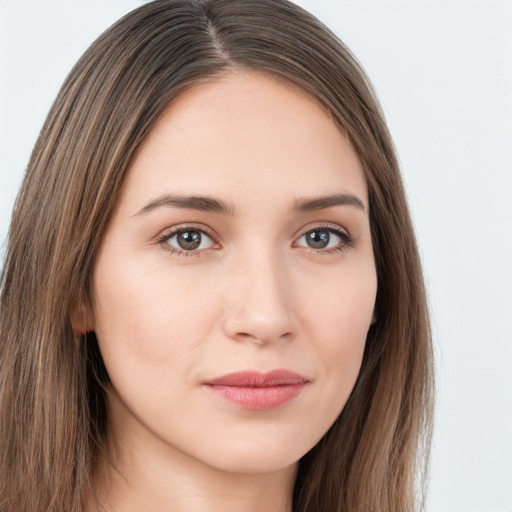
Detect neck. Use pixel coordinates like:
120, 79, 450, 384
90, 458, 297, 512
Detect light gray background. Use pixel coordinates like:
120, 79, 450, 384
1, 1, 511, 511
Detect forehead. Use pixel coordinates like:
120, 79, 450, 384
120, 71, 367, 210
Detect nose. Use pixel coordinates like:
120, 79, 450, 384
221, 249, 294, 345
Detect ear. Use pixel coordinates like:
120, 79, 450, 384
70, 295, 95, 335
370, 310, 377, 325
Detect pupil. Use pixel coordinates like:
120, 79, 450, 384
307, 230, 329, 249
177, 231, 201, 250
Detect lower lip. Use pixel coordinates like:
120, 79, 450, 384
204, 383, 306, 410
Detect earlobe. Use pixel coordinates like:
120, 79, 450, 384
70, 296, 95, 335
370, 311, 377, 325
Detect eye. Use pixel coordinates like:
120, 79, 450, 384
294, 225, 353, 253
158, 226, 218, 255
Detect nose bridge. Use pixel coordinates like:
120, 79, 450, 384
222, 243, 293, 344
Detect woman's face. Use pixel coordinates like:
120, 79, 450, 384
87, 72, 377, 474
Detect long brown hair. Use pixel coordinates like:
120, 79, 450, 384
0, 1, 434, 510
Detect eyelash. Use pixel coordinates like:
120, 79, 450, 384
156, 223, 354, 257
156, 224, 218, 257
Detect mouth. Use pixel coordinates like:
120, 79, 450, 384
202, 369, 309, 410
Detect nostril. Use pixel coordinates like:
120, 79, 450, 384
236, 332, 265, 344
234, 330, 292, 344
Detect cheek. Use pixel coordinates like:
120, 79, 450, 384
298, 260, 376, 394
301, 257, 376, 340
90, 253, 220, 376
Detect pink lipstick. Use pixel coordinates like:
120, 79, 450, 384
203, 369, 308, 410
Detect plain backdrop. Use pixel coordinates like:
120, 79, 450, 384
1, 1, 511, 511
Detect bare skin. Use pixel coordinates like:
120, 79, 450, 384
81, 71, 377, 512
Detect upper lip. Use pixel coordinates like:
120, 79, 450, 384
204, 369, 309, 387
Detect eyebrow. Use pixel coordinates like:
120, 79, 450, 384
134, 192, 366, 217
292, 193, 366, 213
135, 194, 236, 216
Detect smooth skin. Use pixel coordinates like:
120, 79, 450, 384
81, 71, 377, 512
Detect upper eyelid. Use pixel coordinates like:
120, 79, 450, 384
304, 223, 347, 233
157, 224, 217, 240
294, 222, 351, 239
157, 221, 349, 238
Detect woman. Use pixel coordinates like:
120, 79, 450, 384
0, 1, 434, 511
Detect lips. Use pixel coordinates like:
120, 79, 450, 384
203, 370, 309, 410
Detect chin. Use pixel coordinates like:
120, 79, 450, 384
189, 428, 316, 475
207, 449, 301, 475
